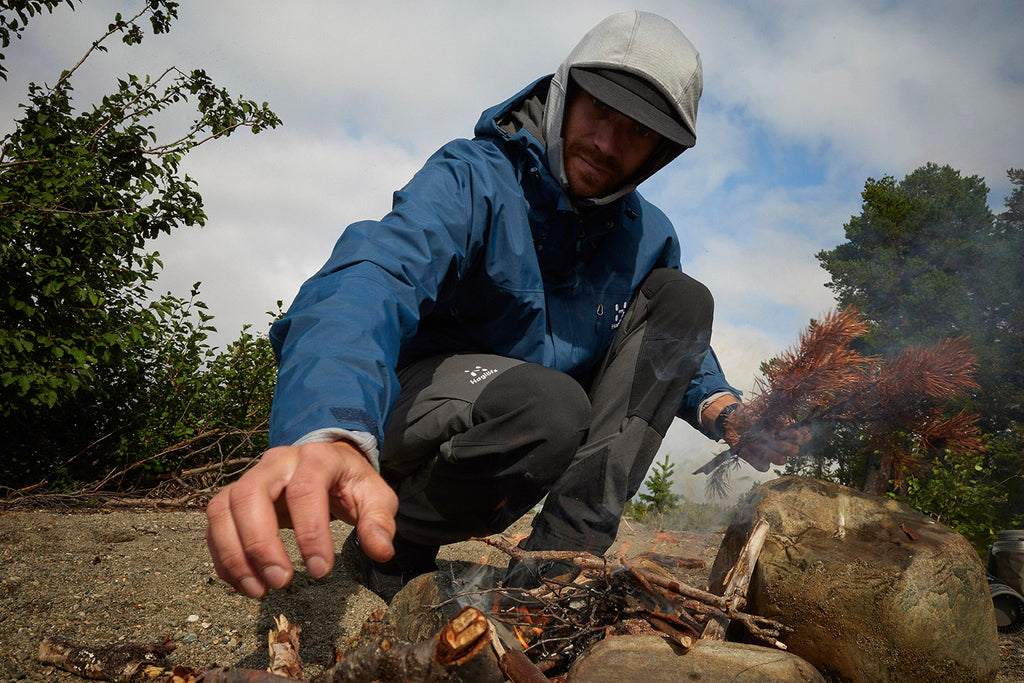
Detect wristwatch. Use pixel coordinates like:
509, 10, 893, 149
713, 402, 741, 441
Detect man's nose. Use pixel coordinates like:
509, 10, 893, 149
592, 120, 625, 157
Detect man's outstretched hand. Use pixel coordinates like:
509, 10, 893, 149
205, 441, 398, 598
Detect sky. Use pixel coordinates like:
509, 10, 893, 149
4, 1, 1022, 502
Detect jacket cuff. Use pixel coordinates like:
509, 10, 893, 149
697, 391, 737, 440
292, 429, 381, 472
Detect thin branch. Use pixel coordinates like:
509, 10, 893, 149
53, 5, 153, 92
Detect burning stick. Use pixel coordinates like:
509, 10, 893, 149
478, 533, 791, 664
572, 555, 789, 649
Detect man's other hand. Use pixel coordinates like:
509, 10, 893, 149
724, 418, 810, 472
205, 441, 398, 598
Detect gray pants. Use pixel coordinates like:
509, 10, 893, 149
381, 268, 714, 555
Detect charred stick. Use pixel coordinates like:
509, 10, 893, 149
634, 551, 706, 570
475, 535, 605, 565
499, 650, 550, 683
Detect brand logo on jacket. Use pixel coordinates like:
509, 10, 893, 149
611, 300, 628, 330
465, 365, 499, 385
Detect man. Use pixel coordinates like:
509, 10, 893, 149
206, 11, 796, 601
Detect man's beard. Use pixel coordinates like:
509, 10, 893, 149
563, 139, 625, 199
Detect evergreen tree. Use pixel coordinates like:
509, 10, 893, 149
814, 163, 1022, 527
638, 454, 680, 514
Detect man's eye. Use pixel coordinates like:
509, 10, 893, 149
591, 97, 610, 111
633, 124, 652, 138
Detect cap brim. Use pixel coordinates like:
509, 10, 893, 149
571, 69, 696, 148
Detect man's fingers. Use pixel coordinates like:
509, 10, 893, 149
206, 492, 267, 598
204, 441, 401, 598
228, 469, 296, 591
284, 450, 341, 579
354, 476, 399, 563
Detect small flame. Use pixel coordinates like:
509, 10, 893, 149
513, 625, 530, 649
618, 541, 633, 562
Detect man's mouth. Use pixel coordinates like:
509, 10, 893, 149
576, 152, 614, 177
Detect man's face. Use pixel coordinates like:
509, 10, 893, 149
562, 89, 663, 199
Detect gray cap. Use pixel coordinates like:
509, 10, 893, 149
570, 67, 696, 147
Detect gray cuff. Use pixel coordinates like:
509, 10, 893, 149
697, 391, 738, 440
292, 429, 381, 472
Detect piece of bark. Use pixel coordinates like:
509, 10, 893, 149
701, 517, 770, 641
38, 635, 175, 682
267, 614, 302, 679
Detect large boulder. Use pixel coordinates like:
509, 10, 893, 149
566, 635, 825, 682
709, 476, 1000, 682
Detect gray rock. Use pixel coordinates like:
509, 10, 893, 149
386, 564, 501, 643
566, 635, 824, 682
709, 476, 1000, 682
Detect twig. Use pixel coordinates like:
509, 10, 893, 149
701, 517, 770, 641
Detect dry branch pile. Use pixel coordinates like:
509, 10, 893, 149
696, 306, 982, 496
2, 425, 265, 510
477, 528, 787, 677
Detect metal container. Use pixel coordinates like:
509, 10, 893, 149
989, 579, 1024, 634
988, 529, 1024, 595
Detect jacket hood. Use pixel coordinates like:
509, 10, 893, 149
543, 11, 703, 206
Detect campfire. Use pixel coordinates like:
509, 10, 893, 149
37, 520, 784, 682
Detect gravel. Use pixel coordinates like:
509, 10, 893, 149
0, 509, 1020, 682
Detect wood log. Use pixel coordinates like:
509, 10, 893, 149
317, 607, 504, 683
701, 517, 770, 641
38, 635, 174, 682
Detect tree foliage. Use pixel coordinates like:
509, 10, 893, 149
637, 454, 680, 515
812, 163, 1024, 535
0, 1, 281, 492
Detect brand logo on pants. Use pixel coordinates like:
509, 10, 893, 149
465, 365, 499, 385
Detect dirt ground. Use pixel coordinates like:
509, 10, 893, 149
0, 509, 1020, 682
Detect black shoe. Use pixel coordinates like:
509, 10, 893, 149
340, 532, 439, 602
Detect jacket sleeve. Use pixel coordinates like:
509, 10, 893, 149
267, 141, 499, 462
678, 347, 741, 435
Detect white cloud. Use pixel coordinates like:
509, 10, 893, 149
150, 127, 423, 344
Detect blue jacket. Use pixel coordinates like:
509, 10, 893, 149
268, 77, 737, 457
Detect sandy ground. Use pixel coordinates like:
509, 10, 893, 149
0, 509, 722, 681
0, 509, 1020, 682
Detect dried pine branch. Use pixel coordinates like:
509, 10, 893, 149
699, 307, 983, 496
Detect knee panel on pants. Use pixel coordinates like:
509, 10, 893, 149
468, 362, 591, 475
